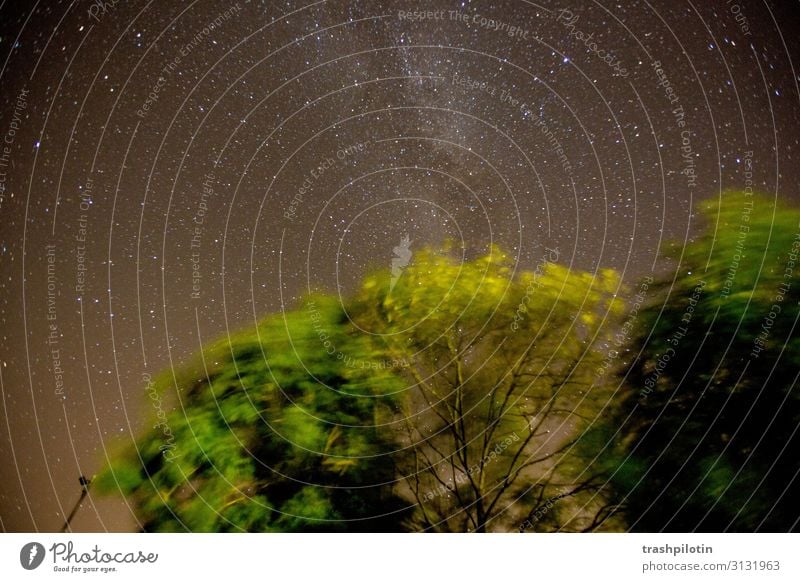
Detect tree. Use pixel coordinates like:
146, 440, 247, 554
350, 243, 626, 531
94, 297, 409, 531
96, 243, 626, 532
610, 191, 800, 531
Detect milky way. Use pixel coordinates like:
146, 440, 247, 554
0, 0, 798, 531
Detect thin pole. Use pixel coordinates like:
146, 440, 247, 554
60, 476, 91, 533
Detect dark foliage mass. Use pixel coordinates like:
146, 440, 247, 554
607, 192, 800, 532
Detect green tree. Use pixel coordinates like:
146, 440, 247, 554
96, 244, 627, 532
94, 297, 409, 531
350, 244, 626, 531
610, 191, 800, 531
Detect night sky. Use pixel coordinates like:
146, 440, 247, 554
1, 0, 798, 531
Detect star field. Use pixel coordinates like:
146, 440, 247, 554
0, 0, 798, 531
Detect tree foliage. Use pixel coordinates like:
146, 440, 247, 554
96, 244, 627, 532
350, 244, 625, 531
101, 191, 800, 533
94, 298, 408, 531
610, 191, 800, 531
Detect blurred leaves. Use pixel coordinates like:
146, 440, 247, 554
608, 191, 800, 531
351, 243, 626, 532
95, 297, 408, 532
95, 200, 800, 533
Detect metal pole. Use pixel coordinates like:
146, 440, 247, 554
60, 476, 91, 533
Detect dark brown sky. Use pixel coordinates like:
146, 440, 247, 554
1, 0, 799, 531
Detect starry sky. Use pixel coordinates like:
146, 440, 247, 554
0, 0, 798, 532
